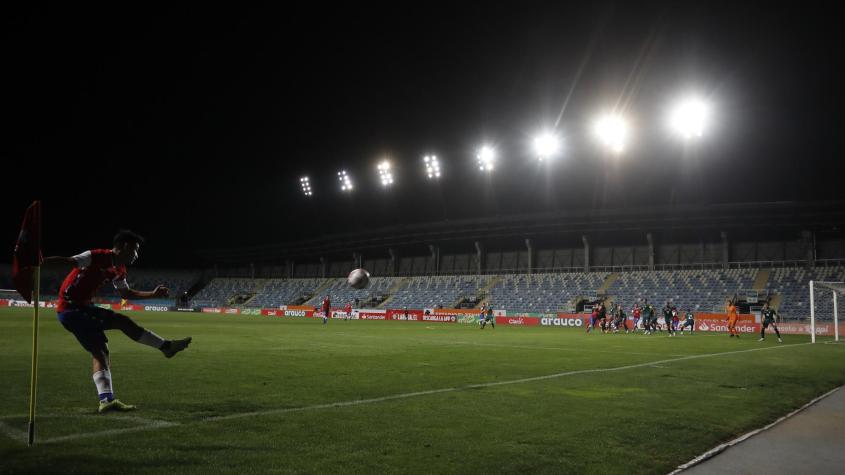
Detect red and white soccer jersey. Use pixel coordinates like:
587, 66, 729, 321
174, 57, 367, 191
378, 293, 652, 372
57, 249, 129, 312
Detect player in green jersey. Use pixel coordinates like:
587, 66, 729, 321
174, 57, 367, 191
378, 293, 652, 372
679, 309, 694, 334
759, 302, 783, 343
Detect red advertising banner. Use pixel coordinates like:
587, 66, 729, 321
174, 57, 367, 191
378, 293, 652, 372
695, 312, 756, 322
540, 314, 587, 328
358, 309, 390, 320
111, 303, 144, 311
260, 306, 314, 317
495, 316, 540, 326
695, 319, 761, 333
421, 314, 456, 323
386, 309, 420, 321
774, 322, 845, 336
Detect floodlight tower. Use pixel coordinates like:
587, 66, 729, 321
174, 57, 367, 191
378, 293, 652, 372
669, 97, 711, 139
477, 146, 496, 172
533, 132, 561, 161
338, 170, 353, 191
423, 155, 441, 179
594, 114, 629, 154
377, 160, 394, 186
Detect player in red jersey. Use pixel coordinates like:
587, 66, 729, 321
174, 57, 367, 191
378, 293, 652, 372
44, 230, 191, 413
344, 301, 352, 321
321, 295, 331, 325
632, 303, 642, 332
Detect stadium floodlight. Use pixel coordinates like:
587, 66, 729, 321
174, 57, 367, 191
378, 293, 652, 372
533, 132, 561, 161
377, 160, 394, 186
594, 114, 628, 154
669, 97, 710, 139
477, 146, 495, 172
338, 170, 353, 191
299, 176, 313, 196
423, 155, 441, 179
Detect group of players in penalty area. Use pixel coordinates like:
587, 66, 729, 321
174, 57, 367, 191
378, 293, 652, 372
584, 298, 783, 342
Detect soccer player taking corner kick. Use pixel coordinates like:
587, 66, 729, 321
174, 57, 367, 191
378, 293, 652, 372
44, 230, 192, 413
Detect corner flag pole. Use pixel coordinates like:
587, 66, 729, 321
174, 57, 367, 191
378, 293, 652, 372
28, 265, 40, 446
13, 200, 43, 446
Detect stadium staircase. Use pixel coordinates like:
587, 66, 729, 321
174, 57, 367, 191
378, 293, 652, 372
599, 272, 619, 293
306, 278, 339, 305
477, 275, 503, 308
377, 277, 410, 309
753, 269, 770, 291
768, 293, 783, 311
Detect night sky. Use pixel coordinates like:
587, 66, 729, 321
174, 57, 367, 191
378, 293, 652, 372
4, 3, 843, 267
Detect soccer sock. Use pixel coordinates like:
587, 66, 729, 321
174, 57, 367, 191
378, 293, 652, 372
93, 370, 114, 401
761, 329, 765, 339
775, 327, 781, 338
136, 329, 166, 349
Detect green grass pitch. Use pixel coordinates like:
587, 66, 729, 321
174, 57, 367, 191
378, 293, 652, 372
1, 307, 844, 474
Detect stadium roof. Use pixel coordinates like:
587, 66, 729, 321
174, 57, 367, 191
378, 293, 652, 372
197, 201, 845, 263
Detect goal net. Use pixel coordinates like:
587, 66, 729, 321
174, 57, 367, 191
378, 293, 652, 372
809, 280, 842, 343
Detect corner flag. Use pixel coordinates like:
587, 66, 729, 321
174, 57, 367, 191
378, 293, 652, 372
12, 201, 43, 446
12, 201, 43, 303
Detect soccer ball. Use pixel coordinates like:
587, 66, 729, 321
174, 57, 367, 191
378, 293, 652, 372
347, 268, 370, 289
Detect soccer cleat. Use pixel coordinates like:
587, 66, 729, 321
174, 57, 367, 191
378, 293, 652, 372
778, 338, 783, 343
98, 399, 136, 413
162, 337, 192, 358
758, 337, 765, 342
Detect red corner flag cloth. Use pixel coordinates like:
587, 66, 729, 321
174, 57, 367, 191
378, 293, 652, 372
12, 201, 43, 303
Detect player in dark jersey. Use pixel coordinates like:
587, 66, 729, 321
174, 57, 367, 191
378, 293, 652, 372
679, 309, 695, 335
662, 302, 675, 336
485, 305, 495, 329
612, 303, 629, 333
642, 301, 656, 335
759, 302, 783, 343
44, 230, 191, 413
597, 302, 609, 333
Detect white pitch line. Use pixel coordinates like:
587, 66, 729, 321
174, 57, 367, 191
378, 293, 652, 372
0, 414, 180, 445
41, 419, 179, 444
0, 342, 815, 444
205, 342, 813, 422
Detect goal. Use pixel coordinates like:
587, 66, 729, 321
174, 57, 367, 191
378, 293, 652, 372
809, 280, 842, 343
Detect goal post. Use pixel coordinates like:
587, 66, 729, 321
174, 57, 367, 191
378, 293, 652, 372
809, 280, 842, 344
